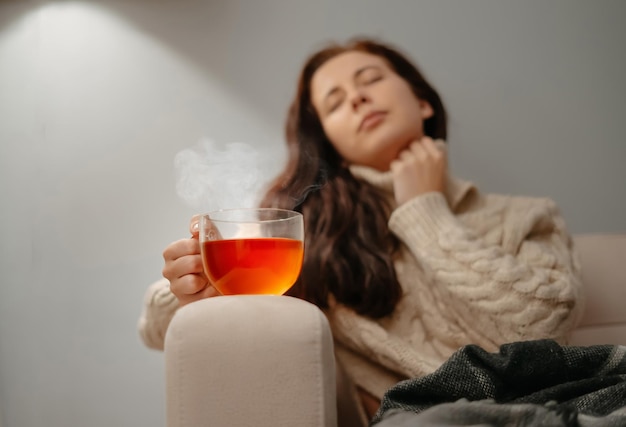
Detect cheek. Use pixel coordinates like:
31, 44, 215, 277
322, 114, 353, 150
393, 91, 426, 128
395, 90, 422, 115
383, 78, 421, 113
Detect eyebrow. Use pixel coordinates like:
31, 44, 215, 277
322, 65, 382, 103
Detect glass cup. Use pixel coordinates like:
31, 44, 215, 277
199, 208, 304, 296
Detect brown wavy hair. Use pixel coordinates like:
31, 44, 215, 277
261, 38, 447, 318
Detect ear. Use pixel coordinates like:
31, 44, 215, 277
419, 99, 434, 120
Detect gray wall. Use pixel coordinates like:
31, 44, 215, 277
0, 1, 624, 426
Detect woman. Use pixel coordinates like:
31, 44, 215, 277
139, 38, 583, 418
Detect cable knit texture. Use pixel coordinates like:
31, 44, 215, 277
137, 167, 584, 401
326, 166, 584, 400
138, 278, 179, 350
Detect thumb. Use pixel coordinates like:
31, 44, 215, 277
189, 214, 200, 237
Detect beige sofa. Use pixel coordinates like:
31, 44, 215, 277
164, 234, 626, 427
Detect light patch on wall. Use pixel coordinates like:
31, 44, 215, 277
36, 1, 107, 34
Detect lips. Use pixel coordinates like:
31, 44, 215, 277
359, 111, 387, 132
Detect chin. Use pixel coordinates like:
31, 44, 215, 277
381, 124, 419, 147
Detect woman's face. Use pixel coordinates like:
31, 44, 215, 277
310, 51, 433, 171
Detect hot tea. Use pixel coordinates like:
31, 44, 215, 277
202, 237, 303, 295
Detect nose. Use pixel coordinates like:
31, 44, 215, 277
350, 89, 370, 111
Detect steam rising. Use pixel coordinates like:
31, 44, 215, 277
174, 138, 279, 213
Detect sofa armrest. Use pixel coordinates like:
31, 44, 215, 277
164, 295, 338, 427
569, 234, 626, 346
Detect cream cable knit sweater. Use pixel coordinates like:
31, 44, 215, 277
138, 167, 584, 400
327, 166, 584, 399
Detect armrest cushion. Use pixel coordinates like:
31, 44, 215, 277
165, 295, 337, 427
573, 234, 626, 327
570, 234, 626, 345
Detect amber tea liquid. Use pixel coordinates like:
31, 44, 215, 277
202, 237, 303, 295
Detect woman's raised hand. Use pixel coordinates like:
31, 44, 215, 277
390, 137, 448, 206
162, 215, 220, 306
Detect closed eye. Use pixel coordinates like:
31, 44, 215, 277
365, 75, 382, 84
328, 98, 343, 113
326, 93, 345, 114
357, 68, 384, 86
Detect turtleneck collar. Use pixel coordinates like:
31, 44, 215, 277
349, 164, 476, 211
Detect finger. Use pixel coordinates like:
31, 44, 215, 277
397, 147, 414, 162
192, 215, 225, 240
409, 140, 429, 161
189, 214, 201, 236
433, 138, 447, 152
421, 137, 444, 159
162, 254, 204, 281
172, 273, 209, 296
174, 278, 220, 306
173, 253, 205, 276
201, 285, 221, 298
408, 140, 423, 151
176, 283, 220, 306
162, 238, 201, 262
203, 219, 224, 240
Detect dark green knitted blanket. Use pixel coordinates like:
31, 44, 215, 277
372, 339, 626, 427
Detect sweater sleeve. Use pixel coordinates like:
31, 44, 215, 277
388, 192, 584, 347
137, 278, 180, 351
